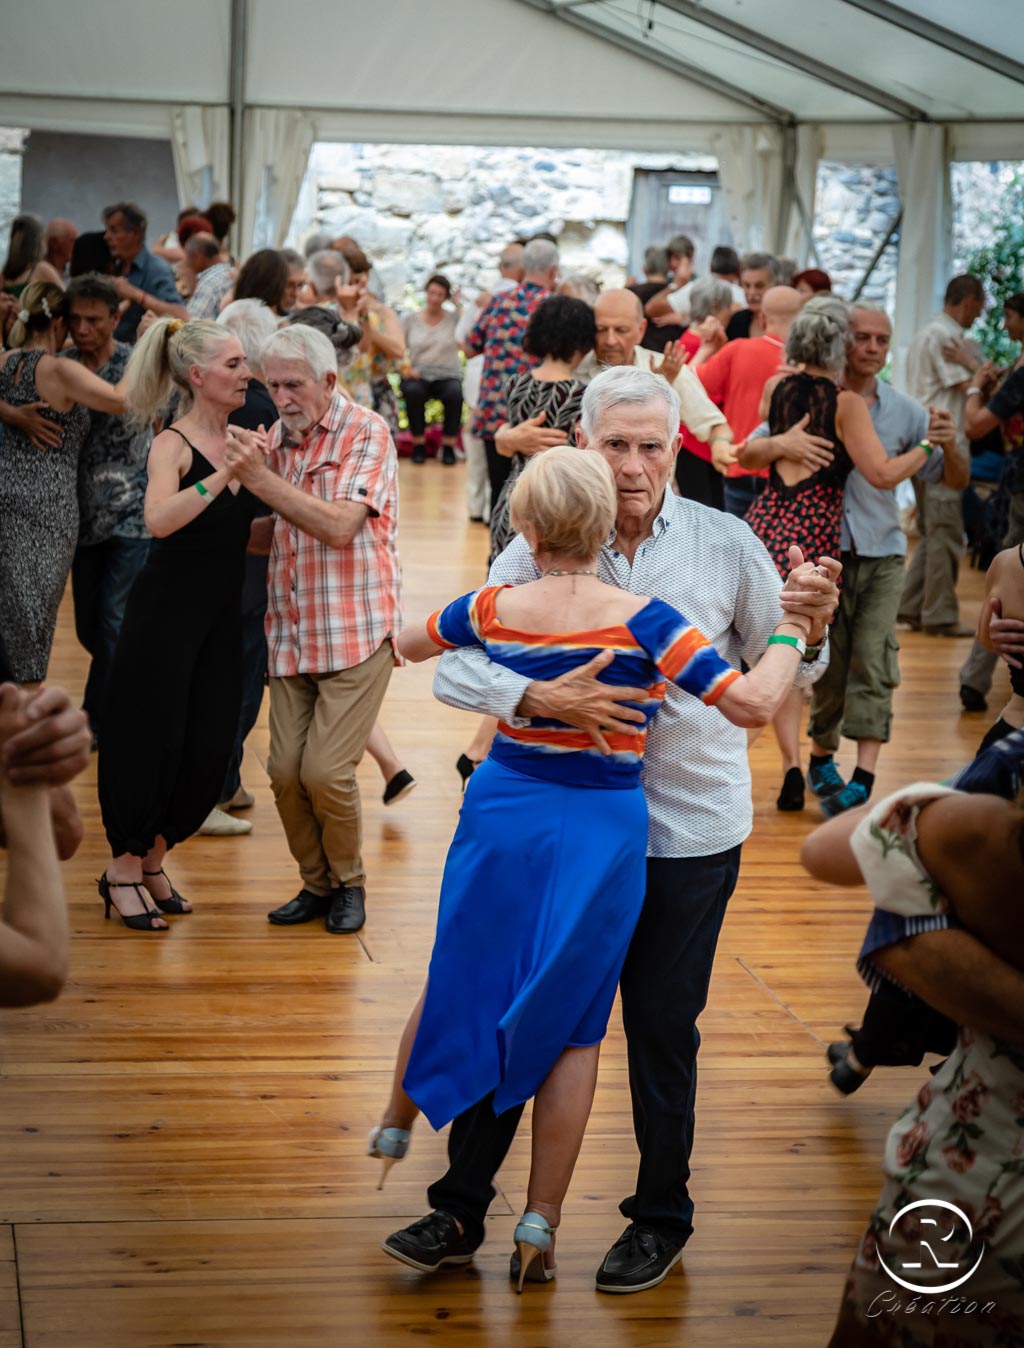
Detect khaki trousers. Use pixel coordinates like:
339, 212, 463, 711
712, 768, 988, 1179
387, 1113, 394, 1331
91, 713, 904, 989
899, 479, 964, 629
268, 641, 394, 894
808, 553, 906, 752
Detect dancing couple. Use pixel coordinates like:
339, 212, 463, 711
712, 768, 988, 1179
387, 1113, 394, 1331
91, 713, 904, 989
371, 367, 840, 1295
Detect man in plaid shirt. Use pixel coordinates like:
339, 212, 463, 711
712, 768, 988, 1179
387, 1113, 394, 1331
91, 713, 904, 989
224, 324, 400, 935
464, 237, 559, 512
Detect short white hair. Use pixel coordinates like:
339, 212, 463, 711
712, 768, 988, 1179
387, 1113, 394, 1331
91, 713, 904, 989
580, 365, 680, 443
308, 249, 349, 296
262, 322, 338, 380
303, 229, 333, 258
689, 276, 735, 322
523, 238, 559, 274
218, 299, 279, 372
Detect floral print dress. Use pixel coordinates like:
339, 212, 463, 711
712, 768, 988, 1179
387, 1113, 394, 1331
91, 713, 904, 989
834, 784, 1024, 1344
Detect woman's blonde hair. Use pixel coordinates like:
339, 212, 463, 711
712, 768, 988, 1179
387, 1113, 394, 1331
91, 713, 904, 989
509, 445, 616, 561
7, 280, 67, 350
123, 317, 233, 428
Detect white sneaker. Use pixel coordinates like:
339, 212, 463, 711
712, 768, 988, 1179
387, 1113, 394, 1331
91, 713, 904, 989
219, 786, 255, 811
198, 806, 252, 836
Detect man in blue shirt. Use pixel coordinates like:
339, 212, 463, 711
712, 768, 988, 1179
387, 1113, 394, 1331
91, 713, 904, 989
102, 201, 187, 343
745, 302, 967, 814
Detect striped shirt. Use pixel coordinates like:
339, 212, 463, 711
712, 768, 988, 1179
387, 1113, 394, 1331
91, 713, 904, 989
428, 585, 739, 788
265, 392, 401, 676
433, 490, 829, 858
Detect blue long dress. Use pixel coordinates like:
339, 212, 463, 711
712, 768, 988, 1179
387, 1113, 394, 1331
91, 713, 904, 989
403, 584, 741, 1130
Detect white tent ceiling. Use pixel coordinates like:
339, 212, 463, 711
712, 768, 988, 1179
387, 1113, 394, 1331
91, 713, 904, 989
1, 0, 1021, 370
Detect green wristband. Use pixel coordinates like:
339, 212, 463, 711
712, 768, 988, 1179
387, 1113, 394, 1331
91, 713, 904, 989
768, 632, 807, 656
195, 481, 211, 499
915, 439, 934, 457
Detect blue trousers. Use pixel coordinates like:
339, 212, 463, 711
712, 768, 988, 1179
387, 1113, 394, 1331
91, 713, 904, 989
71, 536, 150, 738
426, 846, 743, 1247
723, 475, 767, 520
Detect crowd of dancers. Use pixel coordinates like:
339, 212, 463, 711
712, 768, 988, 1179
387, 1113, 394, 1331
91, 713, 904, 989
1, 197, 1023, 1343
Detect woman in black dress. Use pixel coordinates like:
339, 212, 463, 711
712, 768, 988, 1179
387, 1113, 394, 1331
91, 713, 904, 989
97, 318, 270, 931
741, 297, 932, 810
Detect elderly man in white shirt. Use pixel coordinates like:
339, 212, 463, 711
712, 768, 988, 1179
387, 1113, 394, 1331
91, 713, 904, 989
496, 288, 735, 465
384, 366, 840, 1296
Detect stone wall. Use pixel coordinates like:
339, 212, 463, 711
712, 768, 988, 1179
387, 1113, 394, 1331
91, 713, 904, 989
289, 142, 716, 302
0, 129, 26, 253
811, 163, 900, 309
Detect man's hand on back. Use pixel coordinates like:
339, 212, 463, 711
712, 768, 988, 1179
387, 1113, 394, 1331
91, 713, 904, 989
518, 651, 648, 755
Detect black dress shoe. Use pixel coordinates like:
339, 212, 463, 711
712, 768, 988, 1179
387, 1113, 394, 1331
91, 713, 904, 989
595, 1224, 684, 1294
382, 1210, 478, 1272
960, 685, 987, 713
326, 884, 366, 934
267, 888, 332, 925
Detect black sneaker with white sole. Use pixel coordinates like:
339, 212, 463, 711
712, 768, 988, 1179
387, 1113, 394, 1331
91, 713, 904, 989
382, 1210, 479, 1272
595, 1224, 684, 1294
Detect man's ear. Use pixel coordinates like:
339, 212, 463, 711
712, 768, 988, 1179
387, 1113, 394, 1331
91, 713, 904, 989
637, 318, 648, 343
324, 370, 337, 394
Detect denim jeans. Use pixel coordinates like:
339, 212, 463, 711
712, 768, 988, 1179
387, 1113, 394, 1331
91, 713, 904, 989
71, 535, 150, 738
426, 847, 742, 1248
723, 475, 767, 519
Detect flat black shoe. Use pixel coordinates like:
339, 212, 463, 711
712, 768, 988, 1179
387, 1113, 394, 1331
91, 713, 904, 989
776, 766, 805, 811
595, 1225, 684, 1295
411, 446, 427, 464
326, 884, 366, 934
267, 888, 332, 925
455, 753, 480, 794
960, 685, 987, 713
827, 1041, 873, 1095
382, 1211, 478, 1273
441, 446, 456, 466
382, 769, 416, 806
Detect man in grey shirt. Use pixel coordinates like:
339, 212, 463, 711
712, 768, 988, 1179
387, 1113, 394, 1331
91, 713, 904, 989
384, 368, 839, 1294
743, 303, 964, 816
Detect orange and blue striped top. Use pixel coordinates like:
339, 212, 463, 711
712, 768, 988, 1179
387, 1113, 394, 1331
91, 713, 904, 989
427, 585, 741, 788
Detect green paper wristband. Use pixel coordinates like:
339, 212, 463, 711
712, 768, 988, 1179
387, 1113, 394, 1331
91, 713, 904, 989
768, 632, 807, 656
195, 481, 211, 499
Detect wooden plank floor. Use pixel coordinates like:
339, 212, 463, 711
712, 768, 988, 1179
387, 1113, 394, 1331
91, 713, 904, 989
0, 462, 1010, 1347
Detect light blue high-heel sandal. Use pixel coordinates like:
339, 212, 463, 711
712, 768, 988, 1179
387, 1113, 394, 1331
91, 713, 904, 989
512, 1211, 557, 1293
367, 1125, 411, 1189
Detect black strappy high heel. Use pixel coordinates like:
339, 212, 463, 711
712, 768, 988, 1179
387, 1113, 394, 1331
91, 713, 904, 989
97, 875, 167, 932
142, 868, 191, 914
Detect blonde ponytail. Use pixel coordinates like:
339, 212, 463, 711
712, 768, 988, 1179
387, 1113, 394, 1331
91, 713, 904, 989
7, 280, 67, 350
123, 317, 231, 428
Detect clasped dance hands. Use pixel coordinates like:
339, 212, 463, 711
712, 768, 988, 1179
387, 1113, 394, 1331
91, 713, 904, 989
779, 545, 841, 645
0, 682, 88, 862
224, 424, 271, 487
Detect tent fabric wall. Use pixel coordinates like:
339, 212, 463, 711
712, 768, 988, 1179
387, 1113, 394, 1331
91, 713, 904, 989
891, 123, 954, 384
171, 107, 231, 211
240, 109, 317, 251
710, 126, 785, 255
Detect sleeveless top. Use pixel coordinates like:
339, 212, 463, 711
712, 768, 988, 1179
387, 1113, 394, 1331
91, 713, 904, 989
766, 372, 854, 496
0, 349, 90, 508
147, 428, 267, 568
428, 585, 740, 788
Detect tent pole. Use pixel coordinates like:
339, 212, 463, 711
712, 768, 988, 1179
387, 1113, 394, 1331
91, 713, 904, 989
849, 209, 902, 303
229, 0, 248, 240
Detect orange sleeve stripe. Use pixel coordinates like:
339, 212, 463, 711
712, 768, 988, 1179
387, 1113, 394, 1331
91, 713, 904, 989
658, 628, 710, 680
702, 667, 742, 706
426, 611, 458, 650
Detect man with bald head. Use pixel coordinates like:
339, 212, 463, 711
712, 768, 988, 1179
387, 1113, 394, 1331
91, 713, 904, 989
44, 219, 77, 279
696, 285, 804, 516
499, 288, 733, 466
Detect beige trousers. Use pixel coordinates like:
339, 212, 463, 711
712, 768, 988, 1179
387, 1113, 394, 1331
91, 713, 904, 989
268, 641, 394, 894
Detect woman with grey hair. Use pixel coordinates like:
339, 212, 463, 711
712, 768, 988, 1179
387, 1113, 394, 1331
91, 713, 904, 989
741, 294, 935, 810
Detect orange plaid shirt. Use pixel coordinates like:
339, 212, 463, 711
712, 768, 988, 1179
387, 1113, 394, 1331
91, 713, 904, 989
265, 392, 401, 676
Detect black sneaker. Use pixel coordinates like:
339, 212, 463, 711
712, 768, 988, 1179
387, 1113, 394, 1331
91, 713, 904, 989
595, 1224, 684, 1294
383, 1210, 478, 1273
960, 685, 987, 713
382, 768, 416, 806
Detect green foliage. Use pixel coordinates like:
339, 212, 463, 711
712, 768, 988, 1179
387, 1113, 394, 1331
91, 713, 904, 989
962, 170, 1024, 364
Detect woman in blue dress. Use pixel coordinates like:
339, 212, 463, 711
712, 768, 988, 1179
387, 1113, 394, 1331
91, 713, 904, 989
375, 447, 813, 1289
